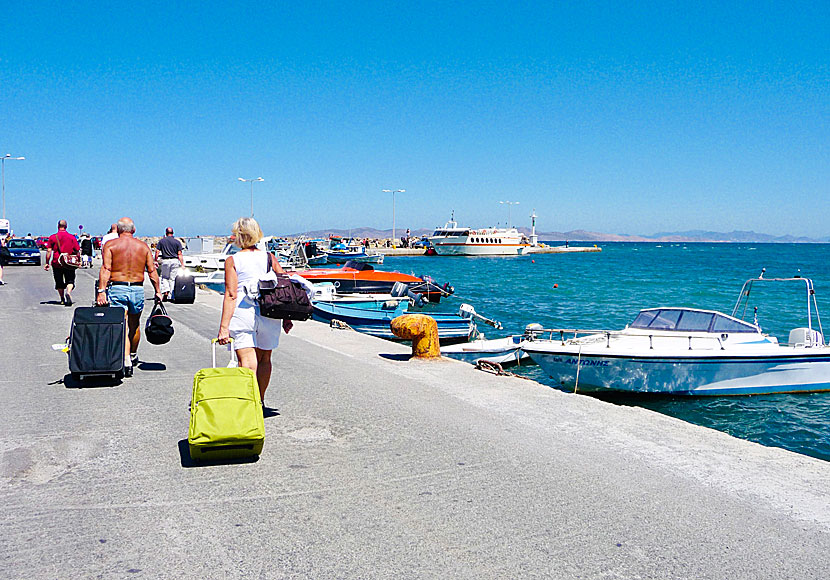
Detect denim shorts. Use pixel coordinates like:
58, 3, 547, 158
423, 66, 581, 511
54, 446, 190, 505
108, 285, 145, 315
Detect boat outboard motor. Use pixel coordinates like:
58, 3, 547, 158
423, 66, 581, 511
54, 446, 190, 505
391, 281, 427, 307
524, 323, 544, 340
459, 304, 503, 329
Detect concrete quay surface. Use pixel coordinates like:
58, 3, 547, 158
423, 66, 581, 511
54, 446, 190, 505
1, 265, 829, 579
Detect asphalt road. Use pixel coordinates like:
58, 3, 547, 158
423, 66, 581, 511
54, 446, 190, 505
1, 262, 829, 579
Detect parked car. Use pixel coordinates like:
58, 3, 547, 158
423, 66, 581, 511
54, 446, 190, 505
35, 236, 50, 249
411, 238, 432, 249
1, 238, 41, 265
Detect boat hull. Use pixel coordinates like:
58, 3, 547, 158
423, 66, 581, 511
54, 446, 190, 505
526, 348, 830, 396
430, 243, 530, 256
441, 336, 531, 366
312, 302, 473, 343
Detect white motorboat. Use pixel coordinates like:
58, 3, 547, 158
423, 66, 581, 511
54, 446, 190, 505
183, 242, 239, 272
441, 323, 543, 366
522, 273, 830, 396
428, 213, 532, 256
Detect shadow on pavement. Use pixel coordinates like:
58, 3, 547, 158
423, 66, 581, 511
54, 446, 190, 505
57, 373, 123, 389
137, 361, 167, 371
379, 353, 411, 362
39, 300, 64, 306
177, 439, 260, 468
263, 406, 280, 419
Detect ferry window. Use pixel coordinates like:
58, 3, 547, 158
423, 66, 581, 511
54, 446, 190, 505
631, 311, 659, 328
648, 309, 682, 330
675, 311, 715, 332
712, 315, 756, 333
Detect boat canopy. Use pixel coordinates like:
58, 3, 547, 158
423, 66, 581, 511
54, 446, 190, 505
630, 308, 758, 333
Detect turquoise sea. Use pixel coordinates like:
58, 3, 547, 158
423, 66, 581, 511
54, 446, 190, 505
382, 243, 830, 462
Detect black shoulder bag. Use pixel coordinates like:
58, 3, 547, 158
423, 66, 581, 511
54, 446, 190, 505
257, 253, 313, 321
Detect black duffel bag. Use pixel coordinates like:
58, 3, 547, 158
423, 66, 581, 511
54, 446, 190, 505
145, 300, 174, 345
257, 254, 313, 321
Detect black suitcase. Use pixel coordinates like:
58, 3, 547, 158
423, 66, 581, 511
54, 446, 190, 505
69, 306, 126, 381
172, 274, 195, 304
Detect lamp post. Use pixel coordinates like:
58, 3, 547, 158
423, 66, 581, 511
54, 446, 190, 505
1, 154, 25, 219
238, 177, 264, 217
382, 189, 406, 247
499, 200, 519, 227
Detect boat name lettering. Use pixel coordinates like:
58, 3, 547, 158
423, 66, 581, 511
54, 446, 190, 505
552, 357, 610, 367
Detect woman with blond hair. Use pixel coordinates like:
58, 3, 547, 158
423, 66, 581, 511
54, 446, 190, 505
217, 217, 292, 405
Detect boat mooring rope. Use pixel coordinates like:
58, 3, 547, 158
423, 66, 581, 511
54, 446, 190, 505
475, 360, 533, 381
330, 319, 354, 331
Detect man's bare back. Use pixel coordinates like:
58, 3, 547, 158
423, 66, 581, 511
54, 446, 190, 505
105, 235, 154, 282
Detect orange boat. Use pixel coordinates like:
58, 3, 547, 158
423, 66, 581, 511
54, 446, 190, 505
296, 261, 454, 303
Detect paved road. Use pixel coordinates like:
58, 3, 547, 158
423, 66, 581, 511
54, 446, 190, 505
1, 264, 829, 579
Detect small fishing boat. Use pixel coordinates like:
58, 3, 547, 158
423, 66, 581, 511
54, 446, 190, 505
441, 323, 543, 366
325, 237, 384, 264
312, 300, 475, 343
296, 261, 454, 303
522, 272, 830, 396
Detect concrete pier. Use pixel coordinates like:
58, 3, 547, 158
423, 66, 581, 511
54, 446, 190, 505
377, 245, 601, 256
1, 265, 829, 579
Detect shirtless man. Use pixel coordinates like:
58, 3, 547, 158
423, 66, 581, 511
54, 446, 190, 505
97, 217, 162, 377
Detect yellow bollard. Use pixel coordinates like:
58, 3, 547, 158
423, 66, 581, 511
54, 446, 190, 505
391, 314, 441, 359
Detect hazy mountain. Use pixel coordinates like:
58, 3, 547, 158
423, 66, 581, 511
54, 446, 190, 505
285, 227, 830, 243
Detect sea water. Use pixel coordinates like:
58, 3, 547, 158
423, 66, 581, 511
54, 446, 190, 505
383, 243, 830, 462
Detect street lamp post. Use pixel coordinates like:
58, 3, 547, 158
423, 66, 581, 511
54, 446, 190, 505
238, 177, 264, 217
382, 189, 406, 247
1, 154, 25, 219
499, 200, 519, 227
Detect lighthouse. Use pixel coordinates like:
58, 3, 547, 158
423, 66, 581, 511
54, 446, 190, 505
530, 209, 538, 247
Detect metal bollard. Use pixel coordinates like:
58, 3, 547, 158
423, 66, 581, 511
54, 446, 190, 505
390, 314, 441, 359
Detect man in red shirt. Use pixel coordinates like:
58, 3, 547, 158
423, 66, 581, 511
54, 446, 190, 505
44, 219, 81, 306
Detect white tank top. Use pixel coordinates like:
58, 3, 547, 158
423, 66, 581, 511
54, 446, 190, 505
231, 249, 272, 304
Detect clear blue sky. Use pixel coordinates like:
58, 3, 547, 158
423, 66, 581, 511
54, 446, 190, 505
1, 2, 828, 237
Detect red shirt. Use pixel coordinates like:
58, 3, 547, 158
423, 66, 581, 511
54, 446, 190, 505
48, 230, 80, 266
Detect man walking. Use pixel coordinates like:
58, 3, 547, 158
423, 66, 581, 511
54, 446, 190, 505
153, 227, 184, 301
101, 223, 118, 248
44, 219, 80, 306
97, 217, 162, 377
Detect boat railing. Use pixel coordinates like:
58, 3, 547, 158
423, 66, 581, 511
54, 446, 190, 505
528, 328, 726, 351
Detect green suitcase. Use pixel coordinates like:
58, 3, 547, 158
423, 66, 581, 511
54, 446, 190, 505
188, 341, 265, 461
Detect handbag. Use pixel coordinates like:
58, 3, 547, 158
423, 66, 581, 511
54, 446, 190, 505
56, 235, 81, 269
257, 254, 313, 321
145, 300, 174, 345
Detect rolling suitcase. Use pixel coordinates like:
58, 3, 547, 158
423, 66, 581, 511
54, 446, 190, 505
69, 306, 126, 381
172, 273, 195, 304
188, 340, 265, 461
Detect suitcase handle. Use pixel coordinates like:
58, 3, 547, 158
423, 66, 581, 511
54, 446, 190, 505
211, 338, 236, 368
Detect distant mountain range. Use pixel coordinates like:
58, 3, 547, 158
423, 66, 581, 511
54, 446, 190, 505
286, 227, 830, 243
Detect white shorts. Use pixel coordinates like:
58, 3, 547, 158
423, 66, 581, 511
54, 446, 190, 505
229, 298, 282, 351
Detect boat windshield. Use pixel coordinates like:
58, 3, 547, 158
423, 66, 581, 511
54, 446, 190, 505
631, 308, 757, 333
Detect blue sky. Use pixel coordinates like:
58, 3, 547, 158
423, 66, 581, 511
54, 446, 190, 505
1, 2, 828, 237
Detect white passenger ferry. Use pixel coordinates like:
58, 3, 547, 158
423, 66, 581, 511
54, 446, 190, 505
427, 214, 532, 256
